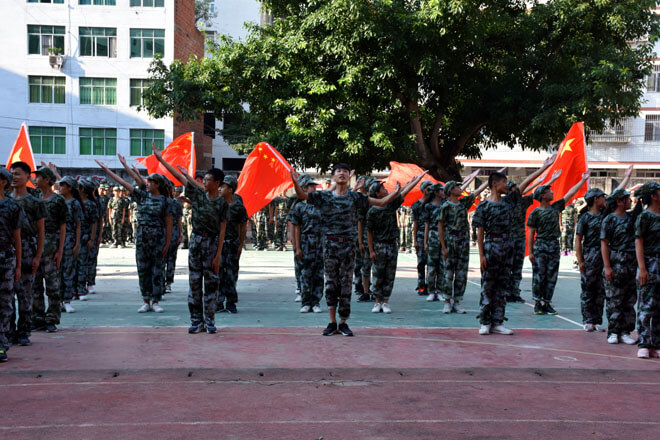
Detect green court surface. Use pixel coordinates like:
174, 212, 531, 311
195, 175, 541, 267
61, 245, 586, 331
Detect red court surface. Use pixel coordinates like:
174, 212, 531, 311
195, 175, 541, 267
2, 327, 660, 439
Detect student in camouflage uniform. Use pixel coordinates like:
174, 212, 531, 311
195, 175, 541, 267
633, 182, 660, 358
356, 177, 374, 302
412, 180, 432, 295
287, 196, 304, 302
255, 205, 270, 250
165, 182, 183, 294
267, 199, 276, 245
273, 194, 289, 250
527, 173, 589, 315
76, 180, 98, 301
398, 206, 409, 251
424, 183, 446, 302
8, 162, 45, 346
217, 176, 248, 313
108, 186, 128, 247
129, 200, 138, 245
153, 146, 228, 334
182, 200, 192, 249
600, 188, 638, 345
31, 167, 67, 333
289, 174, 324, 313
367, 176, 424, 313
85, 179, 103, 295
0, 168, 24, 362
561, 203, 578, 255
100, 184, 112, 244
290, 164, 413, 337
437, 176, 486, 314
57, 176, 82, 314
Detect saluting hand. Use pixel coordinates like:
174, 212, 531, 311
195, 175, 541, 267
151, 142, 162, 158
290, 169, 300, 181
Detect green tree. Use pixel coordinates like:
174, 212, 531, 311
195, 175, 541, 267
143, 0, 658, 179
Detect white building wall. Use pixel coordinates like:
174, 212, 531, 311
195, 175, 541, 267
0, 0, 175, 171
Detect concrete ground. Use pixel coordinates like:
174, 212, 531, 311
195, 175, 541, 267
2, 245, 659, 440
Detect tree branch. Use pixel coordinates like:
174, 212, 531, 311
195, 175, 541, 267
430, 112, 443, 160
448, 122, 486, 158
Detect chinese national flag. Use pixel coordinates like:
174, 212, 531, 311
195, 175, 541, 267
382, 162, 442, 206
137, 132, 195, 186
524, 122, 589, 255
236, 142, 293, 217
6, 123, 36, 187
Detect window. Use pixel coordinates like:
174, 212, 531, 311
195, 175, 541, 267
79, 27, 117, 57
79, 0, 116, 4
29, 76, 65, 103
130, 129, 164, 156
130, 0, 164, 6
28, 25, 65, 55
130, 29, 164, 58
646, 65, 660, 92
28, 0, 65, 3
129, 79, 152, 106
80, 128, 116, 155
80, 78, 116, 105
645, 115, 660, 141
29, 126, 66, 154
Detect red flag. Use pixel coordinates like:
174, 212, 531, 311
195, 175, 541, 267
524, 122, 589, 255
382, 162, 442, 206
137, 132, 194, 186
6, 123, 36, 187
236, 142, 293, 217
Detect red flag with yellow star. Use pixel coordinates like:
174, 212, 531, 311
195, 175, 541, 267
137, 132, 194, 186
6, 123, 36, 187
236, 142, 293, 217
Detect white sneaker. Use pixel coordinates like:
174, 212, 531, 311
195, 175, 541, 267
479, 324, 491, 335
371, 303, 382, 313
620, 333, 637, 345
138, 303, 151, 313
491, 325, 514, 335
300, 305, 311, 313
607, 333, 619, 344
442, 302, 452, 314
381, 303, 392, 314
584, 323, 595, 332
426, 293, 436, 302
312, 305, 322, 313
79, 295, 89, 301
64, 303, 76, 313
594, 325, 606, 332
87, 285, 96, 294
152, 304, 164, 313
637, 348, 650, 359
452, 302, 466, 314
294, 294, 302, 302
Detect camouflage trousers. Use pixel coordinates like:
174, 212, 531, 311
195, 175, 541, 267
323, 237, 355, 319
129, 222, 136, 243
188, 233, 219, 325
112, 218, 125, 246
507, 236, 526, 297
637, 256, 660, 349
415, 232, 427, 289
267, 218, 275, 243
604, 250, 637, 336
442, 235, 470, 302
76, 235, 91, 294
531, 239, 560, 303
274, 216, 287, 248
399, 224, 409, 249
405, 223, 413, 249
294, 253, 302, 292
580, 246, 605, 325
165, 232, 179, 285
479, 237, 513, 326
372, 241, 398, 301
255, 212, 269, 249
0, 248, 16, 351
353, 239, 363, 294
427, 232, 445, 294
359, 241, 372, 280
87, 238, 100, 286
182, 217, 190, 249
300, 234, 324, 306
32, 235, 61, 326
59, 233, 77, 302
102, 222, 112, 243
136, 231, 165, 302
561, 226, 575, 253
217, 239, 240, 305
250, 219, 257, 247
11, 238, 36, 338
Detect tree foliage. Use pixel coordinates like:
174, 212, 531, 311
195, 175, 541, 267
143, 0, 658, 178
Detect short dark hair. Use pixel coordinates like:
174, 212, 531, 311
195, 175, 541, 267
332, 163, 350, 174
488, 172, 507, 188
10, 161, 31, 174
205, 168, 225, 182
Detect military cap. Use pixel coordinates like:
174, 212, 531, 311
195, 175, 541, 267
606, 188, 631, 203
146, 173, 166, 185
297, 173, 319, 189
33, 166, 57, 184
634, 182, 660, 200
420, 180, 433, 191
79, 179, 95, 190
507, 181, 518, 190
56, 175, 78, 189
584, 188, 606, 202
443, 181, 460, 195
223, 175, 238, 191
0, 168, 13, 182
429, 182, 444, 193
368, 180, 383, 197
533, 184, 552, 201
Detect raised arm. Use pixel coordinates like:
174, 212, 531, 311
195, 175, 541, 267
562, 170, 590, 204
369, 182, 401, 206
399, 171, 429, 199
43, 161, 62, 181
95, 160, 135, 194
151, 142, 190, 187
519, 153, 557, 195
615, 165, 634, 191
175, 165, 204, 191
460, 169, 480, 192
130, 164, 146, 187
117, 154, 143, 186
289, 170, 308, 201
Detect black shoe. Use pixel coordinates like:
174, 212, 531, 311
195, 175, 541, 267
338, 323, 354, 337
534, 301, 545, 315
17, 336, 31, 346
357, 293, 371, 302
31, 322, 46, 332
205, 319, 217, 334
216, 302, 226, 313
322, 322, 338, 336
226, 303, 238, 314
46, 324, 57, 333
188, 321, 205, 334
544, 302, 558, 315
510, 295, 525, 303
0, 349, 7, 362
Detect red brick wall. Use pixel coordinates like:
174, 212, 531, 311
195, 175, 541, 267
173, 0, 212, 171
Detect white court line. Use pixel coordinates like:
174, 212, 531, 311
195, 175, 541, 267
466, 279, 583, 328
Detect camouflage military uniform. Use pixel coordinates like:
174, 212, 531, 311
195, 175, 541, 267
635, 209, 660, 349
425, 201, 445, 295
289, 200, 324, 307
411, 199, 427, 290
367, 195, 403, 302
181, 203, 192, 249
76, 199, 99, 295
255, 205, 270, 250
0, 196, 24, 351
472, 189, 521, 326
100, 193, 112, 243
267, 199, 276, 243
561, 204, 577, 253
129, 201, 138, 244
527, 199, 565, 303
273, 196, 289, 250
217, 198, 248, 307
186, 183, 228, 327
165, 198, 183, 286
109, 196, 129, 246
357, 200, 372, 290
405, 207, 414, 252
87, 198, 103, 287
601, 212, 637, 337
575, 211, 605, 325
60, 198, 83, 302
9, 193, 46, 339
285, 201, 303, 294
438, 194, 475, 302
32, 193, 67, 327
507, 193, 533, 299
307, 190, 369, 319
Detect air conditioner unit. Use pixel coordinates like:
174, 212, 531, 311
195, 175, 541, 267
49, 55, 64, 70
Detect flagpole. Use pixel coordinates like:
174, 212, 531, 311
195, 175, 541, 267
190, 131, 195, 176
